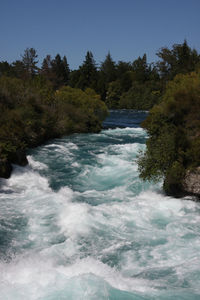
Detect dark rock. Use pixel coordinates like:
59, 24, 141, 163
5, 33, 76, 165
0, 159, 13, 179
0, 149, 28, 179
10, 149, 28, 166
182, 167, 200, 198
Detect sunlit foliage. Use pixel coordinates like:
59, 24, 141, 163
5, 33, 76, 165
138, 71, 200, 196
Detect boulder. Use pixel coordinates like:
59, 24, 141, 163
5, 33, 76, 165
0, 159, 13, 179
10, 149, 28, 166
182, 167, 200, 198
0, 149, 28, 179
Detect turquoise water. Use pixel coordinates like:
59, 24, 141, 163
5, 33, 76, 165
0, 110, 200, 299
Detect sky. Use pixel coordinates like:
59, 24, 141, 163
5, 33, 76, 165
1, 0, 200, 69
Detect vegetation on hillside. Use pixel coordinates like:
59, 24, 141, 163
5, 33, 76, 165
0, 74, 107, 178
1, 40, 200, 186
138, 70, 200, 196
1, 40, 199, 111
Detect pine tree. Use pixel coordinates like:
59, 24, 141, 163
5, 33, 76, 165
98, 52, 117, 99
100, 52, 116, 83
62, 56, 70, 85
132, 54, 149, 82
77, 51, 97, 90
21, 48, 38, 78
41, 54, 70, 89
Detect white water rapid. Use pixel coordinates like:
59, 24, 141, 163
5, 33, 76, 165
0, 110, 200, 299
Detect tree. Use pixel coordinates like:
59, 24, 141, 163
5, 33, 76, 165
105, 80, 122, 108
119, 81, 161, 110
51, 54, 64, 88
100, 52, 116, 83
138, 70, 200, 196
0, 61, 13, 77
62, 55, 70, 84
156, 40, 200, 80
116, 61, 131, 77
41, 54, 70, 89
76, 51, 98, 90
69, 69, 81, 88
132, 54, 149, 82
21, 47, 38, 78
116, 61, 133, 93
12, 60, 26, 79
41, 55, 52, 75
97, 52, 117, 99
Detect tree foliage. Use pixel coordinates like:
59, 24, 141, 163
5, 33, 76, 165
138, 70, 200, 196
157, 40, 200, 80
41, 54, 70, 88
2, 40, 199, 111
21, 47, 38, 78
0, 76, 108, 177
1, 41, 200, 180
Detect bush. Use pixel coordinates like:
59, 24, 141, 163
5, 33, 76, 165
0, 76, 108, 177
138, 70, 200, 196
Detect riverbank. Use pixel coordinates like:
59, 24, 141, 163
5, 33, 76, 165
0, 77, 108, 179
138, 71, 200, 200
1, 110, 200, 299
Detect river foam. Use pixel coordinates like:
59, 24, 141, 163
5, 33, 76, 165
0, 111, 200, 299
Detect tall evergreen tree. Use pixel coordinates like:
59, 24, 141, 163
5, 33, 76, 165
41, 55, 53, 80
132, 54, 149, 82
51, 54, 62, 85
62, 55, 70, 85
41, 54, 70, 89
21, 47, 38, 78
76, 51, 97, 90
115, 61, 133, 93
100, 52, 116, 83
0, 61, 13, 77
98, 52, 116, 99
41, 55, 52, 73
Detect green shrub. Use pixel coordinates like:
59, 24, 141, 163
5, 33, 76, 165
138, 70, 200, 196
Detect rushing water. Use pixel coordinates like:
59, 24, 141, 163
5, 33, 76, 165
0, 110, 200, 300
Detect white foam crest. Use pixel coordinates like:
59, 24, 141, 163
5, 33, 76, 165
57, 188, 92, 238
0, 168, 79, 252
56, 257, 155, 293
7, 166, 50, 193
27, 155, 48, 170
98, 144, 141, 165
107, 142, 145, 157
71, 162, 80, 167
93, 189, 194, 232
44, 142, 78, 151
77, 157, 138, 192
0, 255, 154, 300
41, 143, 78, 164
1, 112, 200, 298
103, 126, 146, 137
80, 184, 136, 203
1, 172, 200, 298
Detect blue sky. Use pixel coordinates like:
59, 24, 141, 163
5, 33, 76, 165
1, 0, 200, 69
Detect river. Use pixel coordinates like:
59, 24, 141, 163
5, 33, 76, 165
0, 110, 200, 299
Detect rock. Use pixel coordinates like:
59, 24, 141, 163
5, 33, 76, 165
10, 149, 28, 166
0, 149, 28, 179
0, 159, 13, 179
182, 167, 200, 197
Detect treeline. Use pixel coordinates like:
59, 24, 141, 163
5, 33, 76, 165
136, 41, 200, 198
0, 49, 108, 178
1, 40, 200, 181
1, 41, 200, 111
138, 67, 200, 197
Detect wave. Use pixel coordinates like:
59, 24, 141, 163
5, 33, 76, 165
0, 123, 200, 299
